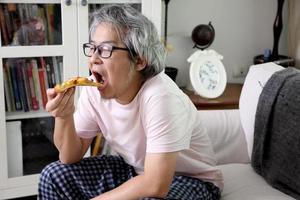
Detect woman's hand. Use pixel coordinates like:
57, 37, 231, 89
45, 87, 75, 118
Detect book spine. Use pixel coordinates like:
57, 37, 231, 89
45, 4, 54, 44
31, 59, 43, 110
9, 62, 22, 111
38, 64, 47, 109
45, 62, 54, 88
52, 56, 61, 84
57, 57, 63, 82
0, 4, 9, 46
4, 61, 16, 111
21, 60, 33, 110
3, 62, 13, 112
16, 60, 29, 112
8, 3, 19, 42
37, 6, 48, 45
39, 57, 49, 89
26, 62, 39, 110
3, 4, 13, 43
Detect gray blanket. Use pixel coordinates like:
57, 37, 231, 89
251, 67, 300, 199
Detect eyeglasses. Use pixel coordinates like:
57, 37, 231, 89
83, 43, 129, 58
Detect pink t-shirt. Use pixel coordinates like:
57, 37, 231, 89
74, 72, 223, 189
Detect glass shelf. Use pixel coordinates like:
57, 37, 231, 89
0, 3, 62, 47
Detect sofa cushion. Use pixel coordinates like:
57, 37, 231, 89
198, 110, 250, 164
219, 163, 295, 200
239, 63, 283, 158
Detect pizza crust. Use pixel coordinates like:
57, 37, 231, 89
54, 77, 103, 93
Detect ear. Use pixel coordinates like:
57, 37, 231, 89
135, 57, 147, 71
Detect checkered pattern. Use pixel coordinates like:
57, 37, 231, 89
38, 155, 220, 200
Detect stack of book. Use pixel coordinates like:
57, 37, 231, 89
0, 3, 61, 46
3, 56, 63, 112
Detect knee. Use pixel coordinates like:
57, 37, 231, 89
39, 161, 65, 183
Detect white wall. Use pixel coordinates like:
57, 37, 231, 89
163, 0, 288, 87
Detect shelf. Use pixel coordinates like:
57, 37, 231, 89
6, 110, 51, 120
183, 83, 243, 110
88, 0, 141, 3
0, 0, 60, 4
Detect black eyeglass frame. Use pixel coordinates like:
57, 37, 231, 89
83, 43, 129, 58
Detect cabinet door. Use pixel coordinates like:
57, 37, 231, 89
0, 0, 77, 198
77, 0, 162, 77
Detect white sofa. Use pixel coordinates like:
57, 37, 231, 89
199, 109, 295, 200
198, 63, 296, 200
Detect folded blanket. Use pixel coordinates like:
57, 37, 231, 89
251, 67, 300, 199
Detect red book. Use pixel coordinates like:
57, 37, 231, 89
26, 62, 39, 110
38, 66, 47, 109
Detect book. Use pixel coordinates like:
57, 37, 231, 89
37, 58, 48, 109
45, 57, 54, 88
7, 3, 19, 43
5, 61, 16, 111
9, 60, 22, 111
52, 56, 61, 84
26, 61, 39, 110
37, 5, 48, 45
3, 62, 13, 112
39, 57, 49, 89
0, 4, 9, 46
31, 59, 43, 110
3, 4, 13, 43
45, 4, 54, 44
16, 59, 29, 112
21, 62, 33, 110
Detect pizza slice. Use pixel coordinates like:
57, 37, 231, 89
54, 77, 103, 93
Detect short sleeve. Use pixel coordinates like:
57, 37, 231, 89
142, 92, 196, 153
74, 88, 101, 138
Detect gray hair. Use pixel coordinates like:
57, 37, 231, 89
89, 4, 166, 80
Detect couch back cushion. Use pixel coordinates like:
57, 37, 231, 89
239, 63, 284, 158
198, 110, 250, 164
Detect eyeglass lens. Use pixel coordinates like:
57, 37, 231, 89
84, 44, 112, 58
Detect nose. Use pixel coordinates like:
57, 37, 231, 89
90, 50, 103, 65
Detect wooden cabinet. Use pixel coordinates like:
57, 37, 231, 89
0, 1, 161, 199
183, 83, 243, 110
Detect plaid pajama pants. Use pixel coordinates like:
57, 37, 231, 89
38, 155, 221, 200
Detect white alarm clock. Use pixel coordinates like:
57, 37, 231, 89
187, 49, 227, 98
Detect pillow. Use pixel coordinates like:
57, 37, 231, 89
239, 62, 283, 159
198, 109, 250, 164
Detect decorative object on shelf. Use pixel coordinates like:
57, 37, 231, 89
164, 66, 178, 81
162, 0, 170, 47
162, 0, 178, 82
253, 0, 295, 67
187, 22, 227, 99
187, 49, 227, 99
191, 22, 215, 50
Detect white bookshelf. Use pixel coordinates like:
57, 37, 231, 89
0, 1, 161, 199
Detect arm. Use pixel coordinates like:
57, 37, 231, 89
92, 151, 178, 200
46, 88, 93, 164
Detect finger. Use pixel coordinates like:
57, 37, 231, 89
45, 89, 66, 112
53, 87, 76, 116
46, 88, 57, 100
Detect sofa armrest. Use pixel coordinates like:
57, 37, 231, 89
198, 109, 250, 164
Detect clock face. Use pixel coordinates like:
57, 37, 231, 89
189, 55, 227, 98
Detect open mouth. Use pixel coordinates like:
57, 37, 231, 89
92, 71, 106, 86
